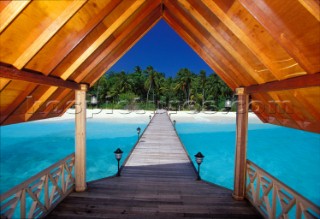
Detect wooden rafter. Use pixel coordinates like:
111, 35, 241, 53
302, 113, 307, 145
163, 10, 238, 89
164, 0, 253, 86
245, 73, 320, 94
0, 65, 82, 90
84, 6, 162, 85
0, 1, 30, 33
59, 0, 145, 80
177, 0, 266, 84
26, 0, 122, 75
13, 1, 86, 69
71, 0, 161, 83
238, 0, 320, 74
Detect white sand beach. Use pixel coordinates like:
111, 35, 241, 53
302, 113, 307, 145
45, 109, 262, 124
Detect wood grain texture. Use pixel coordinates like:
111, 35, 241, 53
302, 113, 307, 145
0, 0, 30, 33
48, 112, 262, 219
0, 0, 319, 133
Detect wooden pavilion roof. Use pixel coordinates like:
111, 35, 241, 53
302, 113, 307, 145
0, 0, 319, 133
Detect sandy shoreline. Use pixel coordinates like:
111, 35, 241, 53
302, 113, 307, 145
43, 109, 262, 124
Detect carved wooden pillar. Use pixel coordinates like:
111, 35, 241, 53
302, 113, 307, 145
75, 84, 87, 192
233, 88, 249, 200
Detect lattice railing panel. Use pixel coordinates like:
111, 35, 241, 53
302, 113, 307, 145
0, 153, 75, 218
246, 160, 320, 219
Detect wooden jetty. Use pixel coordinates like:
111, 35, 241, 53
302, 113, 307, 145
48, 112, 261, 218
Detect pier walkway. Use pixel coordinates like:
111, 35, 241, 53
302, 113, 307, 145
48, 111, 261, 218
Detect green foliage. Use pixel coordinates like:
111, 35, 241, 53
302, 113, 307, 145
88, 66, 234, 111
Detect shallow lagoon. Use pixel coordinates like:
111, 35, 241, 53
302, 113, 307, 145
176, 122, 320, 205
0, 119, 147, 194
1, 117, 319, 206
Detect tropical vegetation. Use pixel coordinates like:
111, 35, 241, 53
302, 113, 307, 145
88, 66, 234, 111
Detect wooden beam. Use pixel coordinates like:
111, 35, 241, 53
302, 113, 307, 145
0, 1, 30, 33
233, 87, 249, 201
238, 0, 320, 74
71, 0, 161, 83
177, 0, 265, 84
13, 0, 86, 69
59, 0, 145, 80
202, 0, 306, 79
245, 73, 320, 94
163, 11, 238, 89
75, 84, 87, 192
0, 65, 82, 90
298, 0, 320, 22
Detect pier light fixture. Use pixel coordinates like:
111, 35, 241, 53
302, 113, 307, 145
90, 94, 98, 108
194, 152, 205, 180
173, 120, 176, 129
114, 148, 123, 176
225, 99, 232, 112
137, 127, 141, 139
149, 115, 152, 120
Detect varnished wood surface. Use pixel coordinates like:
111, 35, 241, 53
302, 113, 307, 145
48, 112, 261, 219
0, 0, 319, 131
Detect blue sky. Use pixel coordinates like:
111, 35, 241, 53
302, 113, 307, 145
108, 19, 213, 77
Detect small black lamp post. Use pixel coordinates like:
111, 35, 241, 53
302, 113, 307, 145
194, 152, 204, 180
114, 148, 123, 176
149, 115, 152, 120
137, 127, 141, 139
173, 120, 176, 129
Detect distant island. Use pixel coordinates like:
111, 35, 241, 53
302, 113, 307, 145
88, 66, 234, 111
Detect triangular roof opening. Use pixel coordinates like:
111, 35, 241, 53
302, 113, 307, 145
0, 0, 319, 132
108, 19, 213, 77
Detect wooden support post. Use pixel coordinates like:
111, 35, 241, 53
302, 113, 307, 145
233, 87, 249, 200
75, 84, 87, 192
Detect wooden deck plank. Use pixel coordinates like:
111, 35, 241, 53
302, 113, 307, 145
47, 110, 261, 218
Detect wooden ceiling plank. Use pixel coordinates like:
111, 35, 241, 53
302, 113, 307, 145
0, 65, 81, 90
177, 0, 265, 84
13, 0, 86, 69
206, 0, 285, 79
23, 87, 58, 122
295, 88, 320, 120
28, 88, 72, 121
163, 11, 238, 89
59, 0, 145, 80
1, 85, 57, 125
238, 0, 319, 74
26, 0, 122, 75
266, 91, 311, 130
0, 1, 30, 33
245, 73, 320, 94
252, 93, 295, 128
84, 7, 162, 85
298, 0, 320, 22
72, 0, 160, 83
164, 0, 253, 86
0, 83, 37, 124
0, 78, 11, 91
202, 0, 307, 79
280, 90, 317, 123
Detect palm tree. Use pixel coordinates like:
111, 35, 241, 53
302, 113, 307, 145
144, 66, 159, 105
199, 70, 206, 107
175, 68, 193, 103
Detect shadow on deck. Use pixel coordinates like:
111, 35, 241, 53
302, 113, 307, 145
47, 163, 262, 219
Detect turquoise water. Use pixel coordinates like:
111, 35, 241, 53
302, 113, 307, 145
0, 119, 147, 194
176, 122, 320, 205
1, 118, 319, 207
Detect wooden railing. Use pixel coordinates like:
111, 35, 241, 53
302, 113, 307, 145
246, 160, 320, 219
0, 153, 75, 219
